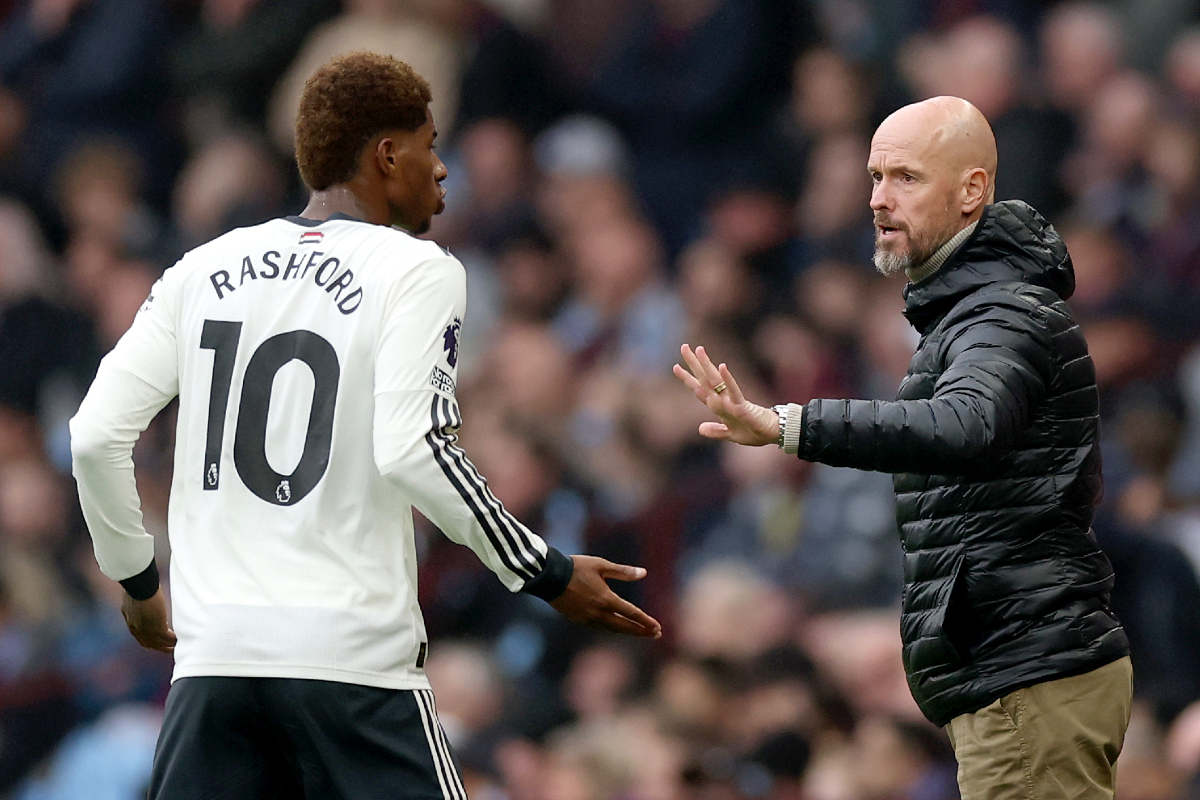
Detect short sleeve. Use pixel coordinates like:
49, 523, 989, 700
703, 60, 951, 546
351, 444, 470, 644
374, 255, 465, 399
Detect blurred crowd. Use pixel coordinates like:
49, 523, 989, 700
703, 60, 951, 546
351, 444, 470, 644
3, 0, 1200, 798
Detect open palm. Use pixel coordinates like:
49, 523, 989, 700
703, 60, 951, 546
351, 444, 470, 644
672, 344, 779, 447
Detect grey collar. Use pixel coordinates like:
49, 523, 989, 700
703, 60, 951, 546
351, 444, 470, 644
904, 220, 979, 284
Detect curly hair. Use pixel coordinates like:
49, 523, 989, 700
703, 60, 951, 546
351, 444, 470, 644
294, 52, 432, 191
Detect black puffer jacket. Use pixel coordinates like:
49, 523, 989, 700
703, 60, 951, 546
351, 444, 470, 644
797, 200, 1129, 726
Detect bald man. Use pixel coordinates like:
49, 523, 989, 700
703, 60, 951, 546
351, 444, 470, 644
676, 97, 1132, 800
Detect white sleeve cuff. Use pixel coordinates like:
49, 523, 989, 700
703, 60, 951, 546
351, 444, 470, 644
781, 402, 805, 455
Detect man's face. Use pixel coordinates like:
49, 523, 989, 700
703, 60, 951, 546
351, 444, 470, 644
386, 107, 447, 234
867, 124, 961, 276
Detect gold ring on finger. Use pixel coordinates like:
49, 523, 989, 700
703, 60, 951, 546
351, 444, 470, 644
713, 382, 728, 394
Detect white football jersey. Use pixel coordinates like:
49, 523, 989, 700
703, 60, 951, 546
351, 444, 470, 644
71, 215, 554, 689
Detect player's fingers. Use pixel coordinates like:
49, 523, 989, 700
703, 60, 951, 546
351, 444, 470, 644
148, 635, 175, 654
598, 561, 648, 582
132, 629, 159, 650
595, 612, 661, 638
129, 620, 176, 652
604, 595, 661, 635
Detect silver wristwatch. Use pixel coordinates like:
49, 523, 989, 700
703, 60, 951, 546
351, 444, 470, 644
773, 403, 803, 455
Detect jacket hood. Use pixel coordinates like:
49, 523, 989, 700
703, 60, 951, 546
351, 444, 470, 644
902, 200, 1075, 333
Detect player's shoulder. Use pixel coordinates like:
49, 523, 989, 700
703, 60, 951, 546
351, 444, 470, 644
361, 227, 463, 295
168, 219, 295, 277
371, 225, 457, 266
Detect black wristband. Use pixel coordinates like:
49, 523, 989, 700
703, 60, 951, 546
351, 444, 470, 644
520, 547, 574, 601
119, 560, 160, 601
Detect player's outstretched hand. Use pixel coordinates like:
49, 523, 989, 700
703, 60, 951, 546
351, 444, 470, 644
673, 343, 780, 447
551, 556, 662, 639
121, 587, 177, 654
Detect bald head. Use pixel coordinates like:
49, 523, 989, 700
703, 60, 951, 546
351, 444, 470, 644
877, 97, 997, 191
868, 97, 997, 276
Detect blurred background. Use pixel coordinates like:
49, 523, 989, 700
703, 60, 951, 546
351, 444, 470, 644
2, 0, 1200, 797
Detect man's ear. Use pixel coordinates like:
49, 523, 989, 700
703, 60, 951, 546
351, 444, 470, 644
374, 137, 397, 176
961, 167, 989, 214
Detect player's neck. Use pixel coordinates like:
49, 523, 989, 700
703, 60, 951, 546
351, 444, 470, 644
300, 185, 386, 226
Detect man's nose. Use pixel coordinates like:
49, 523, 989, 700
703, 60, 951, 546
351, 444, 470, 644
870, 181, 891, 211
434, 157, 448, 181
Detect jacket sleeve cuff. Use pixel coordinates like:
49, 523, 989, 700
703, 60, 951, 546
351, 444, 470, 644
119, 559, 160, 601
520, 547, 574, 601
796, 401, 811, 460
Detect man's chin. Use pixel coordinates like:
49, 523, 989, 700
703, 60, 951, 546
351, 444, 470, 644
873, 248, 910, 276
394, 218, 432, 235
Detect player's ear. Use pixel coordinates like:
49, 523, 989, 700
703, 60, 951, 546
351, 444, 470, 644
374, 136, 397, 176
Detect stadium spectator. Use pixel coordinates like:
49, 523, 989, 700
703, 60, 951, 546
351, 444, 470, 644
422, 639, 508, 787
170, 0, 340, 136
0, 0, 172, 208
1166, 26, 1200, 116
792, 134, 876, 269
171, 131, 287, 251
584, 0, 804, 252
918, 15, 1076, 218
1039, 2, 1125, 117
1065, 70, 1163, 242
1117, 0, 1200, 75
430, 117, 537, 256
0, 198, 96, 465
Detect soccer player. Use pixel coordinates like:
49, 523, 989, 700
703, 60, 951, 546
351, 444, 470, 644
70, 52, 661, 799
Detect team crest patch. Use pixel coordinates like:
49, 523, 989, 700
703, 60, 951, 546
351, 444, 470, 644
443, 317, 461, 368
299, 231, 324, 245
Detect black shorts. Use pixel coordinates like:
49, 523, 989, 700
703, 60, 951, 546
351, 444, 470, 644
148, 677, 465, 800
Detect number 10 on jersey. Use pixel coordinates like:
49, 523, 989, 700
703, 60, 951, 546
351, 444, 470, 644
199, 319, 340, 506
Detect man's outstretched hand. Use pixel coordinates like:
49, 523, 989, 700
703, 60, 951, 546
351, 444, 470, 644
550, 556, 662, 639
121, 587, 177, 654
672, 344, 780, 446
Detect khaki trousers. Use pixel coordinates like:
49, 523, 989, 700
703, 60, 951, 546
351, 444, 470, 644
945, 656, 1133, 800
